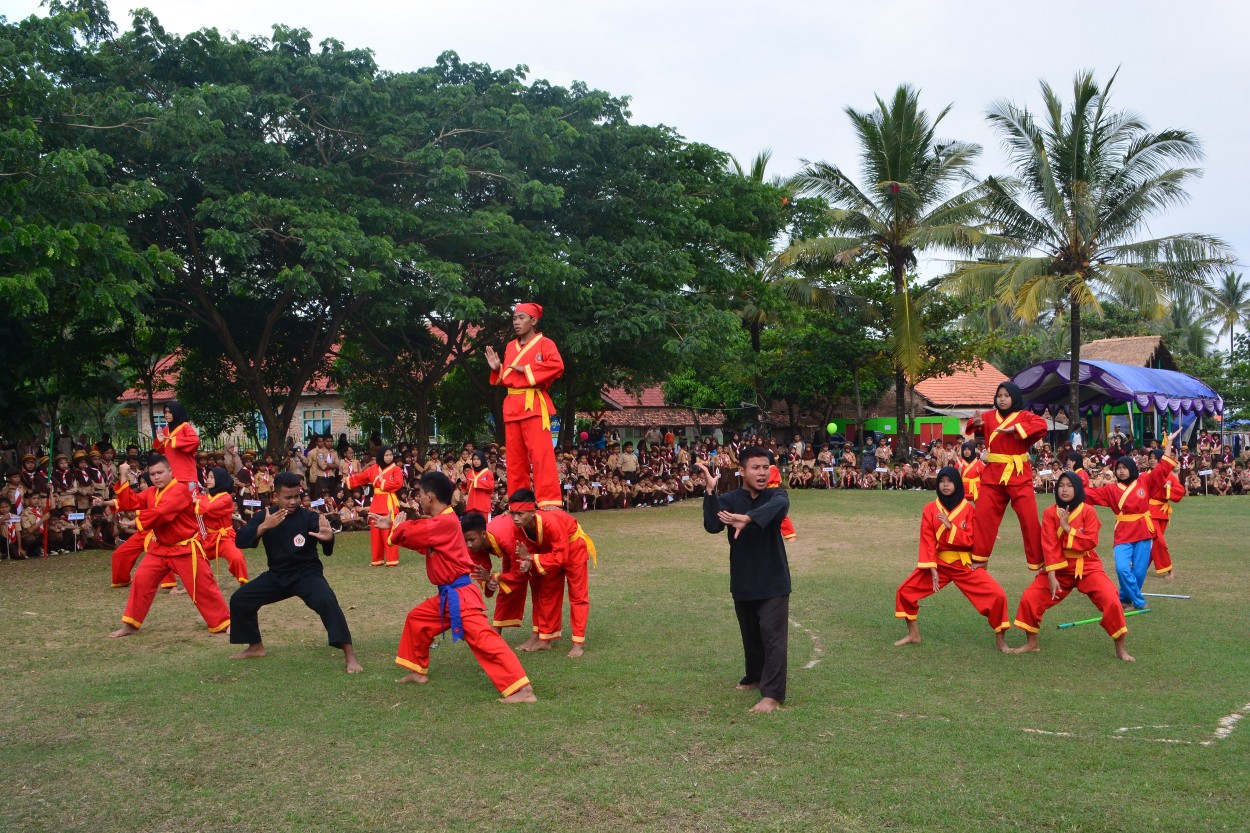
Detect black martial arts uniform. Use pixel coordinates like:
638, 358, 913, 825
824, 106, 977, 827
703, 486, 792, 703
230, 507, 353, 648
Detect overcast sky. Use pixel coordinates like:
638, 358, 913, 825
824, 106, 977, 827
6, 0, 1248, 285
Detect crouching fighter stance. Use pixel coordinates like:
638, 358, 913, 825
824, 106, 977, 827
894, 467, 1011, 652
462, 511, 539, 635
229, 472, 362, 673
1011, 471, 1133, 661
372, 472, 536, 703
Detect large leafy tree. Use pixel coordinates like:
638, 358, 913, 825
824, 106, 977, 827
782, 85, 990, 456
945, 71, 1232, 422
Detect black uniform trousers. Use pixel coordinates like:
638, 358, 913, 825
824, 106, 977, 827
734, 594, 789, 703
229, 570, 352, 648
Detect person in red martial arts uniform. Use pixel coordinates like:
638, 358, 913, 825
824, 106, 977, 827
1064, 451, 1092, 489
484, 303, 564, 508
965, 382, 1049, 569
371, 472, 536, 702
1146, 447, 1184, 580
345, 446, 405, 566
894, 467, 1010, 652
508, 489, 595, 658
197, 467, 249, 585
461, 511, 540, 634
767, 461, 797, 540
1010, 471, 1134, 661
461, 451, 495, 517
956, 441, 985, 503
99, 455, 231, 638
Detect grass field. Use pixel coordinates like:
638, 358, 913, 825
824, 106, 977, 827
3, 490, 1249, 833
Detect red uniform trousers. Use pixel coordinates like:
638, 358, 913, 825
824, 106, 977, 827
110, 534, 178, 588
505, 417, 562, 508
121, 551, 231, 632
204, 533, 250, 584
780, 517, 796, 540
972, 481, 1044, 568
367, 521, 400, 566
394, 585, 531, 696
1014, 559, 1127, 638
534, 548, 590, 644
492, 571, 538, 629
895, 559, 1010, 632
1150, 519, 1173, 575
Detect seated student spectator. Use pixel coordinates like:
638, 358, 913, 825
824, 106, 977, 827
47, 505, 78, 553
1236, 463, 1250, 496
839, 461, 858, 490
1185, 469, 1203, 496
1212, 465, 1233, 496
338, 495, 368, 531
1, 496, 24, 559
860, 470, 879, 490
889, 463, 907, 490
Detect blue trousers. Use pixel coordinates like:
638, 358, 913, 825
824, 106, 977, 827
1113, 539, 1152, 609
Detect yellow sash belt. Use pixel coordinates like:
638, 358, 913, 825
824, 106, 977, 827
1062, 551, 1086, 579
1148, 498, 1173, 518
572, 526, 597, 567
1115, 512, 1154, 533
176, 536, 207, 601
987, 453, 1029, 484
937, 549, 972, 566
507, 387, 552, 430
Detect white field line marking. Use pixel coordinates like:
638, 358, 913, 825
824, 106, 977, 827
1023, 728, 1075, 737
1204, 702, 1250, 746
788, 618, 824, 670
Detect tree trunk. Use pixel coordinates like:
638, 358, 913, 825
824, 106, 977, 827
560, 370, 578, 451
852, 365, 864, 443
1069, 288, 1082, 441
415, 389, 430, 452
892, 262, 910, 461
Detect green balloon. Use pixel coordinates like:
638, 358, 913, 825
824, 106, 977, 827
826, 422, 838, 434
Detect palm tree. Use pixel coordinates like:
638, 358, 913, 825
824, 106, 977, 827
946, 71, 1232, 423
1207, 271, 1250, 356
781, 85, 992, 455
1168, 289, 1212, 357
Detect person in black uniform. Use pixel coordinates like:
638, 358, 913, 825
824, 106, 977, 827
700, 446, 791, 714
229, 471, 362, 673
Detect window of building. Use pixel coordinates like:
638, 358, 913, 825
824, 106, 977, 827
303, 409, 332, 439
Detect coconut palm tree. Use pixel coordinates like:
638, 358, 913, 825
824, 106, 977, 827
1207, 271, 1250, 356
945, 70, 1232, 422
781, 85, 993, 455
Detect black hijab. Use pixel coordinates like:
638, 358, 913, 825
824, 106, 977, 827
378, 446, 394, 467
961, 441, 977, 462
471, 450, 487, 470
996, 382, 1024, 416
208, 466, 233, 496
1116, 455, 1139, 483
1067, 451, 1084, 469
165, 401, 189, 430
1055, 470, 1085, 510
935, 465, 964, 511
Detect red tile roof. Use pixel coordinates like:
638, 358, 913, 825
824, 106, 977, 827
914, 361, 1008, 408
600, 385, 669, 408
118, 352, 339, 402
587, 385, 725, 427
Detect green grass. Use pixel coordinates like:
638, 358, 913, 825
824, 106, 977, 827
2, 491, 1248, 832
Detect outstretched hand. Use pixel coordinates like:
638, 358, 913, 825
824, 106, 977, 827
310, 513, 334, 542
483, 346, 502, 372
697, 461, 718, 491
258, 507, 289, 533
369, 512, 393, 530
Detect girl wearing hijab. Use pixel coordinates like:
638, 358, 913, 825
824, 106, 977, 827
1064, 451, 1091, 488
197, 467, 250, 585
1010, 471, 1133, 660
153, 401, 201, 490
1085, 430, 1182, 609
965, 382, 1049, 570
956, 441, 985, 502
346, 446, 405, 566
894, 467, 1011, 651
461, 451, 495, 518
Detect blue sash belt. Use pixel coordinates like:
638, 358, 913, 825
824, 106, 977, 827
438, 574, 473, 643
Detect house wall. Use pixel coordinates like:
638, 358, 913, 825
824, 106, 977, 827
129, 395, 355, 450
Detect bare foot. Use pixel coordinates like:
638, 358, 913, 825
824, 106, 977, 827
397, 671, 428, 684
345, 658, 364, 673
521, 639, 554, 652
517, 635, 541, 651
749, 697, 782, 714
109, 623, 140, 639
995, 632, 1011, 653
498, 684, 538, 703
567, 644, 584, 658
231, 643, 266, 660
1115, 637, 1135, 662
168, 586, 187, 596
893, 633, 921, 647
735, 681, 761, 691
1163, 571, 1176, 581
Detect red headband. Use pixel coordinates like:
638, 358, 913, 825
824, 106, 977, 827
514, 302, 542, 320
508, 501, 537, 512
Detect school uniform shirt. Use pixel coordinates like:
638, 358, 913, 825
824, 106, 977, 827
703, 487, 791, 601
236, 506, 335, 583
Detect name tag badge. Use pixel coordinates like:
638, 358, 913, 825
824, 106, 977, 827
293, 534, 306, 547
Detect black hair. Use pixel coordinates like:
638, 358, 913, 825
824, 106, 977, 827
419, 471, 454, 505
460, 512, 487, 534
146, 453, 170, 469
508, 488, 537, 505
1067, 451, 1084, 468
739, 446, 770, 469
274, 471, 303, 492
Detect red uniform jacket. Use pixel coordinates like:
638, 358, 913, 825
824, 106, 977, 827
916, 498, 977, 569
484, 514, 531, 595
489, 334, 564, 427
967, 409, 1048, 487
389, 507, 475, 587
347, 463, 405, 515
516, 507, 594, 574
114, 480, 199, 557
1085, 456, 1175, 544
1040, 502, 1101, 574
1069, 468, 1091, 488
1148, 470, 1184, 521
957, 458, 985, 501
196, 492, 238, 553
153, 423, 201, 484
462, 467, 495, 515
